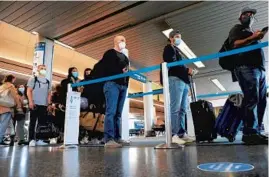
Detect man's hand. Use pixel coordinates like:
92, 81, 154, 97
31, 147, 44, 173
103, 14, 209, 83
29, 101, 35, 110
123, 67, 128, 73
251, 30, 265, 40
188, 68, 193, 75
188, 68, 198, 76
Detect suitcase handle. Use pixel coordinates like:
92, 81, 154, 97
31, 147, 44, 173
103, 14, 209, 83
189, 76, 197, 102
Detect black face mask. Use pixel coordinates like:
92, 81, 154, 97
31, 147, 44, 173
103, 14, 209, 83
240, 15, 254, 27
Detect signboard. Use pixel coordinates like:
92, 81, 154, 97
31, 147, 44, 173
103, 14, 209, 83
64, 91, 81, 145
197, 162, 254, 172
134, 121, 144, 129
32, 42, 46, 76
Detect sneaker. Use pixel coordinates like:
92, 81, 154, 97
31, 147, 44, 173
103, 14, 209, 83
80, 136, 89, 145
116, 139, 130, 146
36, 140, 48, 146
29, 140, 36, 147
18, 140, 29, 146
50, 138, 57, 145
172, 135, 186, 145
242, 134, 268, 145
105, 140, 122, 148
181, 134, 195, 143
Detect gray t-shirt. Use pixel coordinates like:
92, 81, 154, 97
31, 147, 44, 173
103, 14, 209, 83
27, 77, 51, 106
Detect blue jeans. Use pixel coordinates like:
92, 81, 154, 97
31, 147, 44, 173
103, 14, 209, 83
169, 76, 189, 137
234, 66, 267, 135
103, 82, 127, 142
0, 112, 12, 142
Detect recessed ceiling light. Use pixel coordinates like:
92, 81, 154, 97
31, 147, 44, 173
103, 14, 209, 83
32, 31, 38, 35
211, 78, 226, 91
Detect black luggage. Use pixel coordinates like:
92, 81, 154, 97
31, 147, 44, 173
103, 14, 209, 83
189, 76, 217, 142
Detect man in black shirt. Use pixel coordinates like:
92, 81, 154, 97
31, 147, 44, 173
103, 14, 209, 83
229, 7, 267, 144
163, 30, 196, 145
102, 35, 130, 148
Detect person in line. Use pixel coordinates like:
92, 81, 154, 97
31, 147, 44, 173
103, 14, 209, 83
0, 75, 22, 146
163, 30, 196, 145
27, 65, 52, 147
51, 84, 65, 143
229, 7, 268, 144
60, 67, 82, 105
101, 35, 130, 148
15, 84, 29, 145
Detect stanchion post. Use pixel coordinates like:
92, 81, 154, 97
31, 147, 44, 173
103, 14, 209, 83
155, 62, 184, 149
61, 83, 81, 148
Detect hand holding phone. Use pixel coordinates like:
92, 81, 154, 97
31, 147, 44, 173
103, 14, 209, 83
261, 26, 268, 33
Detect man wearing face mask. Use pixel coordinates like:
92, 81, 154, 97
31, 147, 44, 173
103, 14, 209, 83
163, 30, 196, 145
229, 7, 268, 144
101, 35, 130, 148
27, 65, 52, 147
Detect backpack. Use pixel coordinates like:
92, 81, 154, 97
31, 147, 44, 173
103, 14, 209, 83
219, 25, 244, 71
218, 38, 237, 71
33, 76, 50, 90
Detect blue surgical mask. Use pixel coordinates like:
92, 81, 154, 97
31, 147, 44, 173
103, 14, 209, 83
72, 72, 78, 78
174, 38, 181, 46
18, 88, 25, 94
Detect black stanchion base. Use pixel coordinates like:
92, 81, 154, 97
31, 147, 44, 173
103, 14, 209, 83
154, 143, 184, 149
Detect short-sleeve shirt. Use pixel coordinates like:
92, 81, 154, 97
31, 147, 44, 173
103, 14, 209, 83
228, 24, 265, 70
27, 77, 51, 106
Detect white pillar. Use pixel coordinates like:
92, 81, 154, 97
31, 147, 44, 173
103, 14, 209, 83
143, 81, 154, 136
121, 89, 130, 141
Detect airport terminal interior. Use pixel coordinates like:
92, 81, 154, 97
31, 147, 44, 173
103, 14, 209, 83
0, 1, 268, 177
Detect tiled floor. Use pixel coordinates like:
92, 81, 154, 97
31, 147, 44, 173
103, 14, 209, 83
0, 142, 267, 177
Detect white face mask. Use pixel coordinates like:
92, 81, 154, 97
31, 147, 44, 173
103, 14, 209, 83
121, 48, 129, 58
118, 42, 126, 50
39, 69, 46, 76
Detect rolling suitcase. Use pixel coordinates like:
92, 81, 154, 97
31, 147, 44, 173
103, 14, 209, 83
189, 76, 217, 143
215, 94, 243, 142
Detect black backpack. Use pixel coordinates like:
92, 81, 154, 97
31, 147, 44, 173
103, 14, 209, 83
219, 25, 244, 71
219, 38, 236, 71
33, 76, 50, 90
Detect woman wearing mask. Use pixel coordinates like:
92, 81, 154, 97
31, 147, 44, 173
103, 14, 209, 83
0, 75, 22, 146
60, 67, 82, 105
15, 84, 29, 145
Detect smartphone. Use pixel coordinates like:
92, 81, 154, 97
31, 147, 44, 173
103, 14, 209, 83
261, 26, 268, 33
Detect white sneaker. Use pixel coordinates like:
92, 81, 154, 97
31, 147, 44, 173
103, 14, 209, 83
80, 137, 89, 145
29, 140, 36, 147
50, 138, 57, 145
105, 140, 122, 148
36, 140, 48, 146
172, 135, 186, 145
181, 134, 195, 143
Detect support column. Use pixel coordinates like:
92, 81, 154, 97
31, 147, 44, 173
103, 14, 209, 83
143, 81, 154, 137
32, 35, 54, 81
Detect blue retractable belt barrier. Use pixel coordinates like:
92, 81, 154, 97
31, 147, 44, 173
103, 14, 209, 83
128, 89, 163, 98
72, 41, 268, 88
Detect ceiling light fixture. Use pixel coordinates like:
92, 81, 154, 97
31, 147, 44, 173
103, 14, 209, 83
211, 78, 226, 91
32, 31, 39, 35
162, 28, 205, 68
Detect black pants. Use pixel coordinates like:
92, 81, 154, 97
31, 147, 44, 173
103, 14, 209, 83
29, 105, 47, 141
